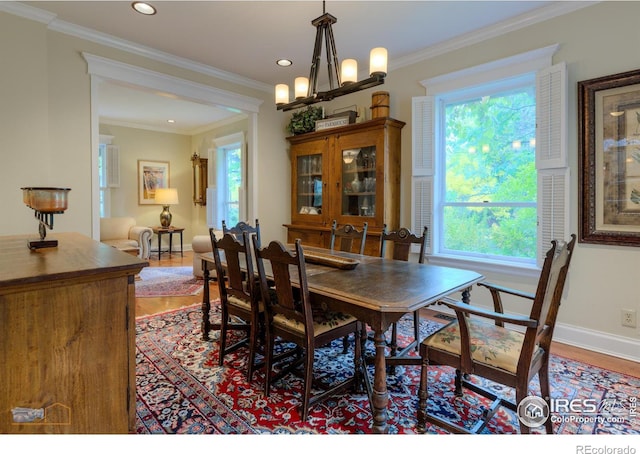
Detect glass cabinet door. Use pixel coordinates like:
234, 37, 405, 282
295, 153, 323, 217
341, 146, 377, 218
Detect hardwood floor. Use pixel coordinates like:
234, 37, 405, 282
136, 250, 639, 378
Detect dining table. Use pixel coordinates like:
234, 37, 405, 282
200, 244, 484, 434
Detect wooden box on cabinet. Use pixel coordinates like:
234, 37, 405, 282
285, 117, 405, 255
0, 233, 146, 433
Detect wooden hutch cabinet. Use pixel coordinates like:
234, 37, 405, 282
285, 117, 405, 255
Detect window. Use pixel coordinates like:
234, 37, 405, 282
441, 77, 537, 263
210, 132, 245, 228
412, 46, 568, 270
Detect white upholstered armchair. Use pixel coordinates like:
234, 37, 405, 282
100, 217, 153, 259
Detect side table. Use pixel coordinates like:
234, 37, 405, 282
152, 226, 184, 260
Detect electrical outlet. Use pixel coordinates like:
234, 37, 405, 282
621, 309, 637, 328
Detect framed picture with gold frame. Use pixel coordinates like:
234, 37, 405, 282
579, 68, 640, 246
138, 160, 169, 204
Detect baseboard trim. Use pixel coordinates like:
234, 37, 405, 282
553, 323, 640, 363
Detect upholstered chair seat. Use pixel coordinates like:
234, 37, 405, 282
424, 318, 544, 374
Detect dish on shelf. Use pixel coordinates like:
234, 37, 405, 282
302, 249, 360, 270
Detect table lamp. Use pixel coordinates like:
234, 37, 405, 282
155, 188, 179, 228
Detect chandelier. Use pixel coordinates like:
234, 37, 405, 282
275, 2, 387, 111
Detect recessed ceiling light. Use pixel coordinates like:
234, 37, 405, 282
167, 119, 175, 124
132, 2, 156, 15
277, 59, 293, 67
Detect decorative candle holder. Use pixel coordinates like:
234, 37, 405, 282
21, 187, 71, 249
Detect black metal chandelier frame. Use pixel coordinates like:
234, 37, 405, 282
276, 5, 386, 111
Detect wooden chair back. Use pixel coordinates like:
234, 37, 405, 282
252, 236, 362, 421
329, 220, 368, 255
222, 219, 261, 247
253, 239, 312, 335
210, 229, 262, 381
380, 225, 428, 263
527, 234, 576, 353
210, 230, 256, 307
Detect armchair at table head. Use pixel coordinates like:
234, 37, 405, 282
329, 220, 368, 255
416, 234, 576, 434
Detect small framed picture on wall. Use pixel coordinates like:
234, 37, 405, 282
138, 160, 169, 204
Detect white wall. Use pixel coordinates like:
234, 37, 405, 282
1, 3, 638, 360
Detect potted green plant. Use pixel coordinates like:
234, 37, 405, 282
286, 106, 324, 135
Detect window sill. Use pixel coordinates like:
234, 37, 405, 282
426, 254, 541, 280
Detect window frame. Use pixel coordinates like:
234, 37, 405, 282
412, 45, 568, 277
436, 74, 538, 264
210, 132, 246, 228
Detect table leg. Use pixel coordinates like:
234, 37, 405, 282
157, 232, 162, 260
169, 233, 173, 256
180, 232, 183, 257
201, 260, 211, 341
371, 329, 389, 434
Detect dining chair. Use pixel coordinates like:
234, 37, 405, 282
252, 237, 363, 421
379, 225, 428, 361
210, 229, 263, 382
222, 219, 261, 247
416, 234, 576, 434
329, 219, 368, 353
329, 220, 368, 255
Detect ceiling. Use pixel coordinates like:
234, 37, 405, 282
16, 1, 581, 134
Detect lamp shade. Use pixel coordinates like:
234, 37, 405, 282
295, 77, 309, 99
369, 47, 388, 76
155, 188, 179, 205
341, 59, 358, 85
275, 84, 289, 105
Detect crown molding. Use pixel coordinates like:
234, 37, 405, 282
0, 1, 272, 94
3, 1, 599, 94
83, 53, 262, 114
390, 1, 598, 73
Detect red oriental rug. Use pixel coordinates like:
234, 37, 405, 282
135, 302, 640, 435
135, 266, 203, 298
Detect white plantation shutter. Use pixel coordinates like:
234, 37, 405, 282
206, 187, 218, 228
536, 62, 569, 266
412, 96, 435, 177
411, 96, 435, 254
412, 177, 433, 254
106, 145, 120, 187
536, 62, 567, 169
537, 168, 570, 266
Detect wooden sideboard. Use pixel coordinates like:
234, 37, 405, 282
0, 232, 146, 433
